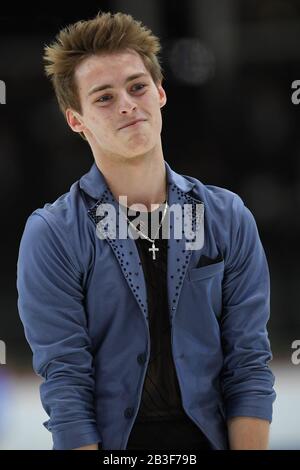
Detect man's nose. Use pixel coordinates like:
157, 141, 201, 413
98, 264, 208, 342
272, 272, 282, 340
118, 93, 137, 114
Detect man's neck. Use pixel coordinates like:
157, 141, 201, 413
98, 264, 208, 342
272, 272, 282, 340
93, 148, 167, 212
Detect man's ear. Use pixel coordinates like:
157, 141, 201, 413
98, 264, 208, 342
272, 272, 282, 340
157, 82, 167, 108
66, 108, 86, 134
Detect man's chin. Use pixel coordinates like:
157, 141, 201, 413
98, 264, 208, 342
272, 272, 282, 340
123, 152, 148, 162
121, 145, 153, 161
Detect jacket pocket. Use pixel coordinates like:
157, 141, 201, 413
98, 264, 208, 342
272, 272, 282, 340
188, 260, 224, 281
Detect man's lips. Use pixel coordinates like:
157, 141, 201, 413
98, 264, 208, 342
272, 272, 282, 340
119, 119, 146, 130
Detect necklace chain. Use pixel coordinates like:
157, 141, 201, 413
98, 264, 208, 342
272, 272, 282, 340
123, 201, 168, 260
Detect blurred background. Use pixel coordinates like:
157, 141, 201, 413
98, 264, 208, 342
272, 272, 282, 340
1, 0, 300, 449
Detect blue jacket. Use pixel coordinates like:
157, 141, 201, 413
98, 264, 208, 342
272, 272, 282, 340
17, 161, 276, 450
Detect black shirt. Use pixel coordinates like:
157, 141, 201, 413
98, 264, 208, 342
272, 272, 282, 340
125, 204, 211, 450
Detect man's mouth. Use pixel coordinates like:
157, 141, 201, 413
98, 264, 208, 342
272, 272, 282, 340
119, 119, 146, 130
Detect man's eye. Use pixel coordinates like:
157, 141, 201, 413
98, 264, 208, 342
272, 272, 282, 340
132, 83, 146, 91
96, 84, 146, 104
97, 95, 111, 103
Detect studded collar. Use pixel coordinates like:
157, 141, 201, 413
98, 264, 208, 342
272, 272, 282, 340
79, 160, 199, 204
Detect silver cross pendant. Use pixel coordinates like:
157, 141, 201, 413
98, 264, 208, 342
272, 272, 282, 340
149, 243, 159, 260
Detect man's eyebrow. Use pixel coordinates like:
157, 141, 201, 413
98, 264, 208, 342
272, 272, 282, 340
87, 73, 149, 97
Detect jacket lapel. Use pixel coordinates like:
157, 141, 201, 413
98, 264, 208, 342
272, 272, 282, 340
87, 188, 149, 320
165, 164, 205, 320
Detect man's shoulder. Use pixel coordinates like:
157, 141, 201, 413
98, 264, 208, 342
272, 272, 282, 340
181, 173, 262, 259
28, 179, 85, 231
182, 173, 245, 217
20, 178, 92, 272
22, 177, 87, 249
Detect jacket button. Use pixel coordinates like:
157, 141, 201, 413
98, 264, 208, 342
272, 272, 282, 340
124, 407, 134, 419
137, 353, 147, 365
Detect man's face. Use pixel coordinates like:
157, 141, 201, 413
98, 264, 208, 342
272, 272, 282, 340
67, 50, 167, 160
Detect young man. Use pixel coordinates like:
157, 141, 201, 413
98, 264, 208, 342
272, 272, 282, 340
17, 12, 276, 450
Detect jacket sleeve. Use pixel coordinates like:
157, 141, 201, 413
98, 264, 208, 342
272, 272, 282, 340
220, 195, 276, 422
17, 212, 101, 449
